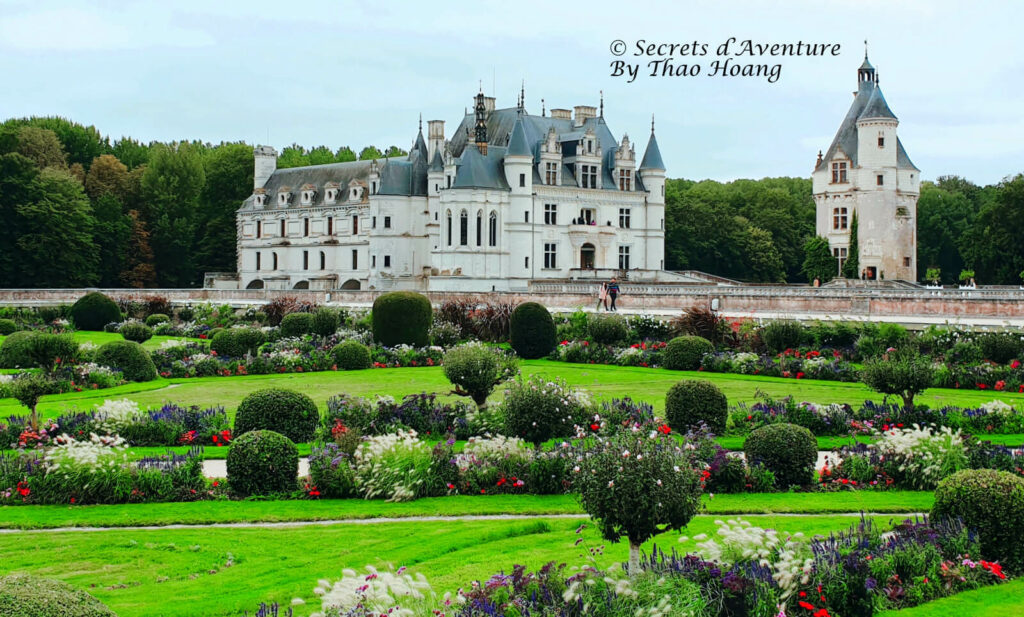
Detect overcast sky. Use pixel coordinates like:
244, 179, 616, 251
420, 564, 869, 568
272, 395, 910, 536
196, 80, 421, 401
2, 0, 1021, 185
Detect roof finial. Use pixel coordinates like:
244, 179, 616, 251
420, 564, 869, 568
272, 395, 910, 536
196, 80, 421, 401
478, 79, 483, 94
651, 114, 655, 134
541, 98, 545, 117
864, 39, 868, 60
418, 113, 422, 131
519, 79, 525, 111
599, 90, 604, 117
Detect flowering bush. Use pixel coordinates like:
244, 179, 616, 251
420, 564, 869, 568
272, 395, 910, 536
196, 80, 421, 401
501, 374, 590, 445
871, 425, 969, 490
353, 430, 434, 501
442, 342, 518, 407
311, 565, 445, 617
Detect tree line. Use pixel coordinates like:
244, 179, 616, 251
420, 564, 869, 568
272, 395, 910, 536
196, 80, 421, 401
0, 115, 1021, 287
0, 116, 408, 288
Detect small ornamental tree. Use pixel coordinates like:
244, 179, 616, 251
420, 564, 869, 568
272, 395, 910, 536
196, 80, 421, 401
10, 373, 57, 430
25, 333, 78, 373
841, 212, 859, 279
574, 431, 704, 574
925, 267, 941, 286
801, 236, 838, 283
860, 347, 935, 410
442, 342, 518, 408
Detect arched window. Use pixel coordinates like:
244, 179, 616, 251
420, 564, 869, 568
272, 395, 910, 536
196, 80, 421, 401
475, 210, 483, 247
272, 252, 278, 270
488, 211, 497, 247
445, 210, 452, 246
459, 210, 468, 246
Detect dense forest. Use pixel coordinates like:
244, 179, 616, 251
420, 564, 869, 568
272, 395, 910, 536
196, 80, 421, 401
0, 116, 1021, 287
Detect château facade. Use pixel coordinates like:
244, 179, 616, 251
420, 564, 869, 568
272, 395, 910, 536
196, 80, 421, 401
813, 52, 920, 281
228, 91, 667, 292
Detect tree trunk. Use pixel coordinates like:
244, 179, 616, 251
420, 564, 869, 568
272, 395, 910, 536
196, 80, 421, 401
628, 540, 642, 575
902, 393, 914, 412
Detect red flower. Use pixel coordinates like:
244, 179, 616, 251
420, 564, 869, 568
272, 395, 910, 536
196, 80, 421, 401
657, 424, 671, 435
796, 372, 805, 379
16, 481, 30, 498
798, 601, 815, 611
70, 497, 75, 504
977, 383, 988, 390
995, 380, 1006, 391
590, 423, 600, 431
1012, 359, 1021, 369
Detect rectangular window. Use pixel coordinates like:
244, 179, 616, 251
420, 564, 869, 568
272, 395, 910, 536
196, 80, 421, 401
545, 162, 558, 185
831, 161, 848, 184
543, 243, 557, 269
303, 218, 309, 237
877, 174, 884, 186
476, 214, 482, 246
352, 215, 358, 235
327, 216, 333, 235
256, 221, 262, 238
519, 173, 525, 188
351, 249, 357, 269
524, 256, 529, 269
384, 216, 391, 228
384, 255, 391, 268
618, 169, 631, 191
544, 203, 557, 225
618, 245, 631, 270
832, 207, 848, 230
524, 211, 529, 223
320, 252, 325, 270
303, 250, 309, 270
878, 136, 885, 148
618, 208, 631, 228
280, 220, 286, 237
446, 176, 451, 189
256, 252, 261, 270
903, 256, 911, 267
372, 255, 376, 268
580, 164, 598, 189
372, 216, 376, 229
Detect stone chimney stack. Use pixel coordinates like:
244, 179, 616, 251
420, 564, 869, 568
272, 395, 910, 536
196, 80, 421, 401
427, 120, 445, 160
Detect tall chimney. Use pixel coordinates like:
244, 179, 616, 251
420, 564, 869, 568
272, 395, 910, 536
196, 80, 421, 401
427, 120, 445, 159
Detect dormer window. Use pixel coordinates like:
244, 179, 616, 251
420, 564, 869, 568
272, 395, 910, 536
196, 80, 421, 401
830, 161, 848, 184
371, 181, 377, 194
350, 186, 363, 201
254, 194, 266, 207
278, 190, 291, 206
301, 191, 313, 205
326, 189, 335, 203
580, 164, 598, 189
545, 162, 558, 185
618, 169, 631, 191
587, 139, 593, 154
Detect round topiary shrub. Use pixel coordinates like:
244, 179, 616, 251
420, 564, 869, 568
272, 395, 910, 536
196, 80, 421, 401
663, 335, 714, 370
331, 340, 371, 370
0, 330, 39, 368
226, 429, 299, 496
744, 423, 817, 488
70, 292, 122, 331
509, 302, 556, 359
312, 307, 340, 337
0, 319, 17, 335
933, 469, 1024, 572
94, 340, 157, 382
664, 379, 728, 434
234, 388, 319, 443
372, 291, 432, 347
145, 313, 170, 327
502, 374, 585, 444
177, 306, 195, 321
588, 314, 629, 345
211, 327, 266, 358
760, 320, 806, 354
279, 312, 314, 337
119, 322, 153, 343
443, 342, 513, 407
0, 574, 116, 617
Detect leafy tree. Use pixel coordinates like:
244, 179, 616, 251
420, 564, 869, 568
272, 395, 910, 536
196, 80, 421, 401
84, 154, 129, 200
965, 174, 1024, 284
92, 193, 131, 286
802, 236, 837, 283
384, 146, 408, 158
841, 212, 859, 279
15, 168, 99, 286
121, 209, 157, 288
277, 144, 310, 169
308, 145, 336, 166
15, 126, 67, 169
917, 183, 975, 284
359, 146, 384, 160
575, 432, 704, 574
4, 117, 109, 169
141, 143, 205, 286
860, 347, 935, 410
0, 153, 38, 286
111, 136, 150, 169
335, 146, 357, 162
741, 223, 785, 282
195, 142, 252, 274
10, 373, 57, 431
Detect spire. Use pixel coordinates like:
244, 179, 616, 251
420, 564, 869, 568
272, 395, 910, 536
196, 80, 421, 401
858, 41, 875, 85
506, 113, 531, 157
541, 98, 545, 117
428, 146, 444, 172
474, 89, 488, 155
639, 118, 665, 171
413, 116, 427, 154
599, 90, 604, 117
518, 79, 525, 111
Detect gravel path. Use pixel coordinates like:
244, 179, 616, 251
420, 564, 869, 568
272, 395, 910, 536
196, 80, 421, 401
0, 511, 924, 534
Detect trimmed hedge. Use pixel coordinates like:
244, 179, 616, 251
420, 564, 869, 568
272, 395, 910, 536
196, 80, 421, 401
664, 379, 728, 434
933, 469, 1024, 572
211, 327, 266, 358
510, 302, 556, 359
226, 430, 299, 496
0, 319, 17, 335
94, 340, 157, 382
588, 314, 629, 345
234, 388, 319, 443
70, 292, 121, 331
119, 322, 153, 343
312, 307, 340, 336
0, 331, 41, 368
331, 340, 371, 370
279, 312, 315, 337
145, 313, 170, 327
760, 320, 805, 354
743, 423, 817, 488
977, 332, 1021, 364
372, 292, 432, 347
0, 574, 116, 617
663, 335, 713, 370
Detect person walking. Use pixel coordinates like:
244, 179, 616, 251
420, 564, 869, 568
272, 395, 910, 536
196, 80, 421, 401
596, 281, 608, 311
607, 278, 620, 312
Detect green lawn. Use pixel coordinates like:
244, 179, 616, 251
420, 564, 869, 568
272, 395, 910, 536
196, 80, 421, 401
0, 514, 891, 617
878, 578, 1024, 617
4, 359, 1022, 423
0, 491, 934, 530
0, 330, 191, 352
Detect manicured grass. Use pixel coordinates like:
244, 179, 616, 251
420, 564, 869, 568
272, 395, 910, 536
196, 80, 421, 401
878, 578, 1024, 617
4, 359, 1023, 424
0, 514, 889, 617
0, 491, 933, 530
0, 331, 192, 351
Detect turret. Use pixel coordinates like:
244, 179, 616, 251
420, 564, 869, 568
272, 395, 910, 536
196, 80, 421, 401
254, 145, 277, 190
638, 117, 666, 205
504, 112, 533, 195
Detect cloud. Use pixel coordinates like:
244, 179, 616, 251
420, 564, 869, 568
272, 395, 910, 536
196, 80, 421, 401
0, 7, 214, 51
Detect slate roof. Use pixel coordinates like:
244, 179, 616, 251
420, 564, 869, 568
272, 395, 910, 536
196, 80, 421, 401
639, 132, 665, 171
506, 114, 532, 157
815, 68, 918, 172
452, 144, 510, 190
242, 159, 384, 209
